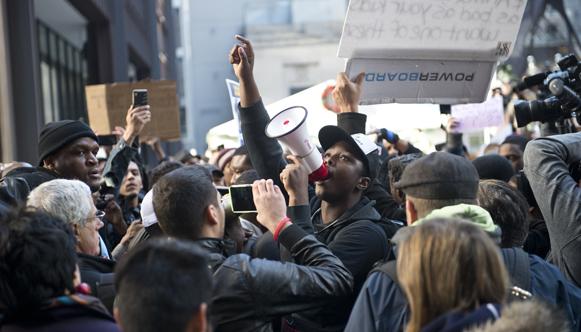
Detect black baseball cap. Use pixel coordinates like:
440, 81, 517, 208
318, 125, 380, 180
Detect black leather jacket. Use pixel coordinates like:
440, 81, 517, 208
211, 224, 353, 332
195, 238, 237, 272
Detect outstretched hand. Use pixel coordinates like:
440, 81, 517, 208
123, 105, 151, 145
333, 72, 365, 113
446, 117, 461, 134
229, 35, 255, 83
252, 179, 287, 234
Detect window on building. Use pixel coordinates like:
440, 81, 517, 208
37, 21, 87, 123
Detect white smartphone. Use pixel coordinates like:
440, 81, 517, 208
229, 184, 257, 213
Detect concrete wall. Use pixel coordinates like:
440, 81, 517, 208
253, 42, 345, 105
179, 0, 252, 152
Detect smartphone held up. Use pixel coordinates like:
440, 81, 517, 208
132, 89, 148, 107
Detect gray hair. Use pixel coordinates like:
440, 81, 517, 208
27, 179, 94, 228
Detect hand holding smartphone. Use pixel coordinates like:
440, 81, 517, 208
229, 184, 257, 213
132, 89, 148, 107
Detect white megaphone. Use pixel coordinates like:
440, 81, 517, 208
265, 106, 329, 182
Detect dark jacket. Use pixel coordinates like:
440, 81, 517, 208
421, 304, 501, 332
283, 200, 388, 331
77, 253, 116, 314
523, 133, 581, 286
0, 167, 59, 206
344, 248, 581, 332
239, 100, 402, 220
100, 138, 144, 249
0, 294, 120, 332
211, 224, 353, 332
195, 238, 237, 272
239, 100, 389, 331
101, 137, 141, 192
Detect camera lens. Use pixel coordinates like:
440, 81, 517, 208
514, 97, 562, 127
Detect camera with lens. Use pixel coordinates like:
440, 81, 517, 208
95, 181, 116, 210
514, 54, 581, 128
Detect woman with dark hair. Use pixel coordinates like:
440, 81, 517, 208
0, 209, 119, 332
398, 218, 509, 332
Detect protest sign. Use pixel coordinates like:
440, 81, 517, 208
451, 95, 505, 133
338, 0, 528, 104
226, 79, 244, 145
85, 80, 180, 140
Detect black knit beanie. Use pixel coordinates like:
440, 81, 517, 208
472, 154, 515, 183
37, 120, 98, 165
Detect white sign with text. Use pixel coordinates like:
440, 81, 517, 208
451, 95, 505, 133
338, 0, 527, 104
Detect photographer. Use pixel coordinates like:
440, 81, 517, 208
524, 132, 581, 287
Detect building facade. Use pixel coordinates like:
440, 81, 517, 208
0, 0, 178, 164
177, 0, 349, 152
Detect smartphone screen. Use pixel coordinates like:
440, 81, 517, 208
229, 184, 257, 213
132, 89, 148, 107
97, 134, 118, 146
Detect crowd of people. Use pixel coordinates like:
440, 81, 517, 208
1, 35, 581, 332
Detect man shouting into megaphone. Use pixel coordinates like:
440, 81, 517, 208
229, 35, 393, 332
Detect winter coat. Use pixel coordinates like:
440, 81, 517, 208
0, 294, 120, 332
77, 253, 116, 314
523, 133, 581, 286
211, 224, 353, 332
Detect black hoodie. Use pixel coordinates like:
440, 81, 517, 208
283, 197, 388, 332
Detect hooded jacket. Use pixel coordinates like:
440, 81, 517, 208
345, 204, 581, 332
421, 303, 502, 332
239, 100, 390, 331
282, 197, 388, 332
469, 300, 570, 332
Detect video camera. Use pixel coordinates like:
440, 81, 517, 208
513, 54, 581, 128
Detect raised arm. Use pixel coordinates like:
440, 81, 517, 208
230, 35, 288, 194
102, 105, 151, 189
332, 72, 406, 219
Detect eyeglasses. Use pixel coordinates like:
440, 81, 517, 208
95, 210, 106, 219
85, 210, 105, 226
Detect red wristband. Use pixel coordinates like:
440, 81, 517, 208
273, 217, 291, 241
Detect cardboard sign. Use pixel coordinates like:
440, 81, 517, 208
85, 80, 180, 140
338, 0, 528, 104
451, 95, 504, 133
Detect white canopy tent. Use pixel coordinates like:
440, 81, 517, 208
206, 80, 442, 150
